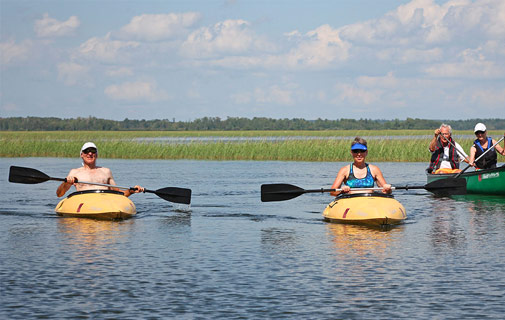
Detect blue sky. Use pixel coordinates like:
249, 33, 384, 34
1, 0, 504, 121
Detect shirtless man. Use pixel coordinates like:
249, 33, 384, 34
56, 142, 144, 197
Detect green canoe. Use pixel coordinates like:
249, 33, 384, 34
427, 166, 505, 196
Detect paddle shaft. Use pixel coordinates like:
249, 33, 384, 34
303, 186, 434, 193
455, 136, 504, 178
67, 178, 137, 191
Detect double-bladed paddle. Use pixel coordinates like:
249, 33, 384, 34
8, 166, 192, 205
261, 179, 467, 202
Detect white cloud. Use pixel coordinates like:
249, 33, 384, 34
424, 46, 505, 78
0, 40, 31, 65
104, 80, 169, 102
184, 23, 348, 70
471, 87, 505, 106
34, 13, 80, 38
57, 62, 90, 86
105, 67, 134, 77
230, 92, 252, 104
76, 34, 139, 63
283, 24, 350, 68
333, 82, 380, 105
118, 12, 201, 41
357, 72, 399, 88
254, 86, 295, 105
231, 85, 296, 105
181, 19, 273, 58
338, 0, 504, 47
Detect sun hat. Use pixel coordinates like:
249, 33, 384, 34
474, 123, 487, 133
80, 142, 98, 155
351, 143, 367, 151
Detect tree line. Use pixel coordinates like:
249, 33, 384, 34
1, 116, 504, 131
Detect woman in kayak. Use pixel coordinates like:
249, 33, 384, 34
330, 137, 392, 196
57, 142, 144, 197
468, 123, 505, 169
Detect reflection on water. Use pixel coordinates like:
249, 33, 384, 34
56, 218, 135, 243
326, 223, 404, 259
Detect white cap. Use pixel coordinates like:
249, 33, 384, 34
80, 142, 98, 154
474, 123, 486, 133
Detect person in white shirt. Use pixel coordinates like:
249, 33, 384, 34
427, 124, 470, 174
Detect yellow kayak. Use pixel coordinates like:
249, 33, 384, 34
55, 190, 136, 220
323, 193, 406, 226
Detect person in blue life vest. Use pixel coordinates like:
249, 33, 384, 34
467, 123, 505, 169
57, 142, 144, 197
427, 123, 470, 174
330, 137, 391, 196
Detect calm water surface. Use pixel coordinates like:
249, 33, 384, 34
1, 158, 504, 319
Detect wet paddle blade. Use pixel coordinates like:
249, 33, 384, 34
149, 187, 192, 204
9, 166, 52, 184
261, 183, 306, 202
424, 178, 467, 195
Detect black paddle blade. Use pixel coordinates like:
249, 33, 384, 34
425, 178, 467, 195
261, 183, 305, 202
9, 166, 51, 184
149, 187, 192, 204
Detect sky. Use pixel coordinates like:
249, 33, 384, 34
1, 0, 504, 121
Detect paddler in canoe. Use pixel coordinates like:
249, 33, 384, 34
467, 123, 505, 170
330, 137, 392, 196
56, 142, 145, 197
427, 123, 470, 174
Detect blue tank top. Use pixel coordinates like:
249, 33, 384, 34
345, 163, 375, 188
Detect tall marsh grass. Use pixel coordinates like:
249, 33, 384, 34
0, 130, 488, 162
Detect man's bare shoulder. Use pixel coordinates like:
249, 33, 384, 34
95, 166, 113, 177
68, 167, 84, 175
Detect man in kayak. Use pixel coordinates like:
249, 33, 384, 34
467, 123, 505, 169
427, 123, 469, 174
56, 142, 144, 197
330, 137, 392, 195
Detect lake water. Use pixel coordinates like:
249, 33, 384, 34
1, 158, 504, 319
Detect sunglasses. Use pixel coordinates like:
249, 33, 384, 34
351, 149, 367, 154
82, 148, 97, 154
475, 131, 485, 135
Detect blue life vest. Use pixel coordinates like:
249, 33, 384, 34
345, 163, 375, 188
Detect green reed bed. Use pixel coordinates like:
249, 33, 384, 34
0, 130, 480, 162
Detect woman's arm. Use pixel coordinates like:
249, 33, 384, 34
330, 166, 350, 196
468, 146, 477, 165
370, 164, 391, 194
492, 138, 505, 156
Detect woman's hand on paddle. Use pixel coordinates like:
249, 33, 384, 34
382, 184, 392, 194
341, 185, 351, 193
133, 185, 144, 193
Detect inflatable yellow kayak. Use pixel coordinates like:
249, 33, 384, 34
323, 193, 406, 226
55, 190, 136, 220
